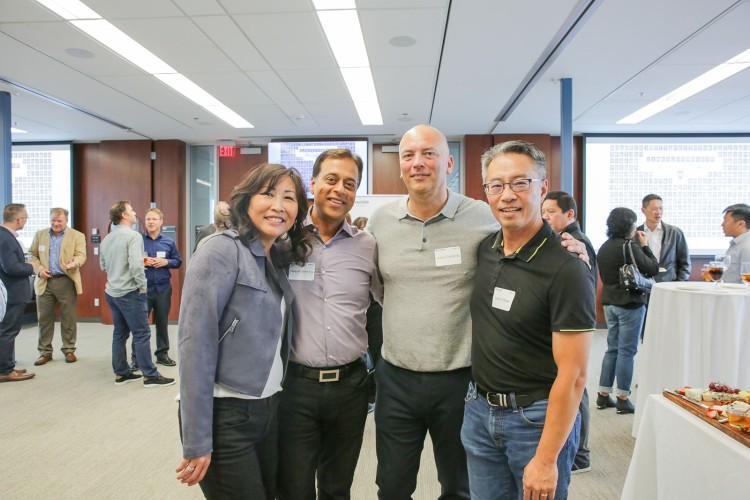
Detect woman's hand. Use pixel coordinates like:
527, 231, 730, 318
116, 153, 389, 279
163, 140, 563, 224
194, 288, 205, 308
635, 230, 648, 247
176, 453, 211, 486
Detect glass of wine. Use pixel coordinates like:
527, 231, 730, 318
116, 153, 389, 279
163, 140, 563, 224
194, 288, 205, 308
712, 254, 731, 288
708, 261, 725, 287
741, 262, 750, 291
701, 264, 712, 282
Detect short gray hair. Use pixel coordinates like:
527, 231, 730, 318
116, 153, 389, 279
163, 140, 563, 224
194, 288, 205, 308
480, 140, 547, 181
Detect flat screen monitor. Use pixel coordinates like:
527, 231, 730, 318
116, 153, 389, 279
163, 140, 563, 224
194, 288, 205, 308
583, 135, 750, 256
267, 139, 369, 198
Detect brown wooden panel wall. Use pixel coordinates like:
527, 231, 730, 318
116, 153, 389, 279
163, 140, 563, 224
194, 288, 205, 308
372, 145, 407, 195
464, 135, 494, 201
73, 140, 188, 323
153, 140, 186, 321
219, 148, 268, 201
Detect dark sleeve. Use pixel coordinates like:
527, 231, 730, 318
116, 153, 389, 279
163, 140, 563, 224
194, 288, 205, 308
167, 239, 182, 269
632, 243, 659, 277
674, 229, 691, 281
0, 237, 34, 277
550, 258, 597, 332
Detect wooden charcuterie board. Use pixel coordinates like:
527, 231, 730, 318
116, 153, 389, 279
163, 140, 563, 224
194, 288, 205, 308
663, 390, 750, 448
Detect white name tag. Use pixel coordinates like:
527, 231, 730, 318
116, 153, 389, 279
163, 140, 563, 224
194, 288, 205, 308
39, 245, 46, 252
435, 247, 462, 267
492, 287, 516, 311
156, 251, 166, 258
289, 263, 316, 281
658, 267, 667, 273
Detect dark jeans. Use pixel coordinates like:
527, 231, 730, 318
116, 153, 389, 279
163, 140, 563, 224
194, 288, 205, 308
132, 285, 172, 361
374, 359, 471, 500
180, 395, 280, 500
0, 303, 25, 375
574, 387, 590, 468
277, 362, 370, 500
105, 291, 159, 379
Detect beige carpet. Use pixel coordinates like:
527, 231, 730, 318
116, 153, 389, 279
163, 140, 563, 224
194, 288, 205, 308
2, 324, 633, 499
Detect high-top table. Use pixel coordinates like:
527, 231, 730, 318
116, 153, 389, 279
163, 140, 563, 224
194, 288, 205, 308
632, 281, 750, 437
622, 394, 750, 499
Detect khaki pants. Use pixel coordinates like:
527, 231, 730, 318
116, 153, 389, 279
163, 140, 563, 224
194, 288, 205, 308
36, 276, 78, 354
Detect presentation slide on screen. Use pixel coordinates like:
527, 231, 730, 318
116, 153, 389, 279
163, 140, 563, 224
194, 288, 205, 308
268, 140, 369, 198
12, 143, 73, 249
584, 136, 750, 256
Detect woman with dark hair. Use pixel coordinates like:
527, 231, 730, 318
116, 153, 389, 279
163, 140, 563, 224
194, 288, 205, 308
595, 207, 658, 414
175, 164, 312, 499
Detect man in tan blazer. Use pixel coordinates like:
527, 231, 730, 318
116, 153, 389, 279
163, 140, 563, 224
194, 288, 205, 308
29, 208, 87, 364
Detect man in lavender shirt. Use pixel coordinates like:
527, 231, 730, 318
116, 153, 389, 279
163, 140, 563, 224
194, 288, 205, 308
277, 149, 383, 500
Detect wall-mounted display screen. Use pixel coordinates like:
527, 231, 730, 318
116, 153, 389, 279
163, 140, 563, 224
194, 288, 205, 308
11, 142, 73, 249
584, 135, 750, 256
267, 139, 369, 198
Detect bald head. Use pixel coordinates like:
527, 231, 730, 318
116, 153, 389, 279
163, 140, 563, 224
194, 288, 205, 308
400, 125, 450, 158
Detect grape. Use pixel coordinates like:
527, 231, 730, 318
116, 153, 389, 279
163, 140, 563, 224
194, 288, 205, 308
709, 382, 716, 391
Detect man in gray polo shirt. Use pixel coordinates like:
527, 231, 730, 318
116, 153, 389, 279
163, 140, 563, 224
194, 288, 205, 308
368, 125, 588, 498
278, 149, 383, 499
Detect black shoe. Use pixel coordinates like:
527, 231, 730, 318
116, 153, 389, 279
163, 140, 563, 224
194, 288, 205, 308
115, 372, 143, 385
156, 357, 177, 367
144, 375, 176, 388
596, 393, 616, 409
571, 463, 591, 475
616, 398, 635, 414
129, 361, 140, 373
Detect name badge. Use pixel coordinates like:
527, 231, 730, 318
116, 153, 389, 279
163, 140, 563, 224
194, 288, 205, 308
435, 247, 461, 267
658, 267, 667, 273
156, 251, 167, 258
492, 287, 516, 311
39, 245, 46, 252
289, 263, 315, 281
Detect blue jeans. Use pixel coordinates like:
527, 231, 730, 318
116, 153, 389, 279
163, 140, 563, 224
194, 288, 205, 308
599, 305, 645, 397
105, 291, 159, 379
461, 384, 578, 500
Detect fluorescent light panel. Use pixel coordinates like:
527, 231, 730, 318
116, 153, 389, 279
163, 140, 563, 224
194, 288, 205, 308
33, 0, 253, 128
618, 47, 750, 125
35, 0, 100, 20
11, 127, 27, 133
315, 4, 383, 126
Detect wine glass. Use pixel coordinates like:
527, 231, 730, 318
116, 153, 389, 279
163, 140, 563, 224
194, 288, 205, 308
712, 254, 731, 288
741, 262, 750, 291
701, 264, 712, 282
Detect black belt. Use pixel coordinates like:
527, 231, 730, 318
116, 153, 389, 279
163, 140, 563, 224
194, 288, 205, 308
48, 274, 68, 279
477, 386, 549, 408
288, 359, 365, 383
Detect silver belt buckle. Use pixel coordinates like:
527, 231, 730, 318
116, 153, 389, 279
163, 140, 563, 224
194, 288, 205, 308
318, 369, 340, 382
487, 392, 508, 407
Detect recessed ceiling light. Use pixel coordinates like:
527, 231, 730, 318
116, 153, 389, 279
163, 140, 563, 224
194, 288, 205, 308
389, 36, 416, 48
65, 47, 95, 58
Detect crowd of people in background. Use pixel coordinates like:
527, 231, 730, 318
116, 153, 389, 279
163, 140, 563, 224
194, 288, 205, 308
1, 125, 749, 500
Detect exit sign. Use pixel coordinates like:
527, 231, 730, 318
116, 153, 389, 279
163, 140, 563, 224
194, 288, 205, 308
218, 146, 236, 157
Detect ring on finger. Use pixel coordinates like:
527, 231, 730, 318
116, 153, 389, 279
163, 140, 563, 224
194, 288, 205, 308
186, 466, 196, 473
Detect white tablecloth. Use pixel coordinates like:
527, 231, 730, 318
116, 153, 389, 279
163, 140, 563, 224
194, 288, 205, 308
632, 281, 750, 436
622, 394, 750, 499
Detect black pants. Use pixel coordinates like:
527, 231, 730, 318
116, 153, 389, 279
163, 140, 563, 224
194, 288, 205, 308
374, 360, 471, 500
180, 395, 280, 500
0, 303, 25, 375
148, 285, 172, 358
131, 285, 172, 362
277, 362, 370, 500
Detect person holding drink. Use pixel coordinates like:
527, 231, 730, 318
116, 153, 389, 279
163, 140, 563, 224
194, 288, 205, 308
176, 164, 312, 499
721, 204, 750, 284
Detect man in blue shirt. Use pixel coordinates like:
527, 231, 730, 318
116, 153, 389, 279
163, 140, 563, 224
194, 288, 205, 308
133, 208, 182, 369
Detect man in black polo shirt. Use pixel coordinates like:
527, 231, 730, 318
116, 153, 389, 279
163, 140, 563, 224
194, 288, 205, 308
462, 141, 596, 500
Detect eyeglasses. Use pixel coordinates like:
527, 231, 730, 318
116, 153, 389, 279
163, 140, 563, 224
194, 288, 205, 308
483, 178, 542, 195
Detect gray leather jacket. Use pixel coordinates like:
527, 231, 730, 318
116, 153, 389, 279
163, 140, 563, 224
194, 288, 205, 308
636, 222, 691, 282
178, 230, 295, 458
